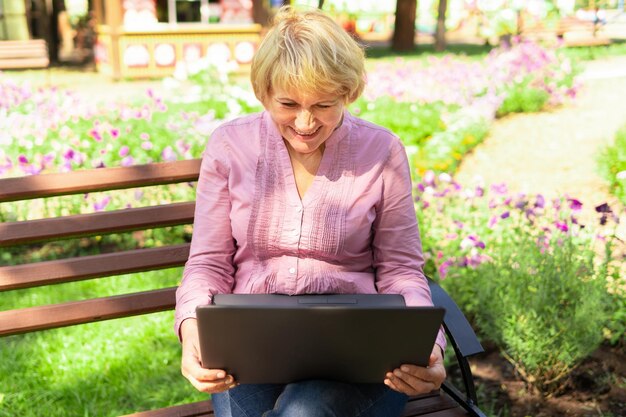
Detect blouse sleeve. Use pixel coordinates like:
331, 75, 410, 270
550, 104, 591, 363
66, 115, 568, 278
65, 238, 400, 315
174, 128, 237, 339
372, 138, 447, 350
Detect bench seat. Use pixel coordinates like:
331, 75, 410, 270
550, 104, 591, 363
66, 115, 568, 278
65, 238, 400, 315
520, 17, 610, 47
121, 391, 469, 417
0, 39, 49, 69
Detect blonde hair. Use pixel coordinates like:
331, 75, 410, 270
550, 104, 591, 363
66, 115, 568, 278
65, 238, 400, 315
251, 6, 366, 105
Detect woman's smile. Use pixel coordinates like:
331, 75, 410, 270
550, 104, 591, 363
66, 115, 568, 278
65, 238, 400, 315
265, 87, 345, 156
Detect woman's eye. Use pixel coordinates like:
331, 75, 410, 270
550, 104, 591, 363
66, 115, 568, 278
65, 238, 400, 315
280, 102, 297, 108
316, 105, 331, 109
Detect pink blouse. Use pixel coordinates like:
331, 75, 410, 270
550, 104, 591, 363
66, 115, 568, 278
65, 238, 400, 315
175, 111, 446, 349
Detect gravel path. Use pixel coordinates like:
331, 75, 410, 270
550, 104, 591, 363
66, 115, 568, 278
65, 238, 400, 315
454, 56, 626, 234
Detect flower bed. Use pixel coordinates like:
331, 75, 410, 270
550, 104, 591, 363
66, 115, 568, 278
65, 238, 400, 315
414, 171, 621, 394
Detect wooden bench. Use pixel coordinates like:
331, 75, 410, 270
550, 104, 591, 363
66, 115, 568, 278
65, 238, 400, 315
0, 160, 487, 417
0, 39, 49, 69
521, 17, 610, 47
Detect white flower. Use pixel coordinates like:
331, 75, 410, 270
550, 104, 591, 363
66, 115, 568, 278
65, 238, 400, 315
438, 173, 452, 183
617, 171, 626, 180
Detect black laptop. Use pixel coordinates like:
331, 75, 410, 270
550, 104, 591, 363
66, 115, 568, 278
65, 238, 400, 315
195, 294, 444, 384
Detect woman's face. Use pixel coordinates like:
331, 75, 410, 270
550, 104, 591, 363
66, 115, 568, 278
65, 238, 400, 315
265, 87, 345, 155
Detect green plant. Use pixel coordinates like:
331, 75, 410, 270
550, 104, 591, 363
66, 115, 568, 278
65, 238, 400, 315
467, 232, 608, 393
497, 77, 550, 117
597, 125, 626, 205
350, 98, 448, 146
415, 174, 614, 394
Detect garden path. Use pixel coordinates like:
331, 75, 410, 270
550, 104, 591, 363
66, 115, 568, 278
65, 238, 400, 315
454, 55, 626, 236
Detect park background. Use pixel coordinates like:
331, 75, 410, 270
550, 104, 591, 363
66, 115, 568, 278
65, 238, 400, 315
1, 1, 626, 416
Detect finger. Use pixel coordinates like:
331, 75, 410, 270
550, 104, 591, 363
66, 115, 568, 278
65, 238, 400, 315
394, 368, 436, 394
181, 352, 229, 382
387, 371, 420, 395
384, 374, 404, 393
187, 376, 236, 394
401, 363, 442, 382
185, 372, 238, 393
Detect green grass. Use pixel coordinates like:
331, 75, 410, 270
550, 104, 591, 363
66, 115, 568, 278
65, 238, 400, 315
0, 268, 208, 417
364, 43, 494, 62
560, 39, 626, 61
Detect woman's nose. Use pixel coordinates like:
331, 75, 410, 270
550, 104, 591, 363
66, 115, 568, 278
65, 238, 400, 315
295, 110, 314, 130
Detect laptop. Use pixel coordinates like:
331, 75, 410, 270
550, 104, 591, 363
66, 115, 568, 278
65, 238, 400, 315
195, 294, 445, 384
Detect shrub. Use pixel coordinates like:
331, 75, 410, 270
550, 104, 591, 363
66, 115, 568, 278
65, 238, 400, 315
415, 173, 615, 394
597, 125, 626, 206
496, 76, 550, 116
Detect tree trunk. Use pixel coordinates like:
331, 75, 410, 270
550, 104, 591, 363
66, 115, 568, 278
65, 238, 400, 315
318, 0, 325, 9
252, 0, 270, 26
392, 0, 417, 52
434, 0, 447, 52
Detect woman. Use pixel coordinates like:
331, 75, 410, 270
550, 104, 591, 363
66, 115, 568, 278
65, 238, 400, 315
175, 6, 446, 417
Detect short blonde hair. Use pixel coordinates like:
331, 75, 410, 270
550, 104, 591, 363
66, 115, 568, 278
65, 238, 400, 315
251, 6, 366, 105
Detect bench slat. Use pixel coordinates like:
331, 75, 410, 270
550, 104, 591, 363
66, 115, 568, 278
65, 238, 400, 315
0, 58, 50, 69
0, 202, 195, 246
0, 159, 201, 203
402, 391, 461, 416
0, 287, 176, 336
119, 392, 468, 417
0, 244, 190, 291
121, 400, 214, 417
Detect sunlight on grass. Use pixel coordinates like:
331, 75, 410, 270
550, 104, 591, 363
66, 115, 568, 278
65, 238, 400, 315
0, 267, 183, 310
0, 268, 207, 417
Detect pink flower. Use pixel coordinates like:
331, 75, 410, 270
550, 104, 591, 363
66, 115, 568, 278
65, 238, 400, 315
555, 221, 569, 232
94, 196, 111, 212
89, 129, 102, 141
119, 146, 130, 157
121, 156, 134, 167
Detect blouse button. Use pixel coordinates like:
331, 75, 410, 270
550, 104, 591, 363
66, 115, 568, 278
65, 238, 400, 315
296, 206, 302, 213
288, 267, 296, 274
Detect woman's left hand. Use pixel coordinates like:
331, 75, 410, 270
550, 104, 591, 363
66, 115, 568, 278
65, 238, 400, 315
384, 344, 446, 396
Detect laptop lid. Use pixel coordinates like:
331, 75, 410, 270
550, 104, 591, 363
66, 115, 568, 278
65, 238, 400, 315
196, 294, 444, 384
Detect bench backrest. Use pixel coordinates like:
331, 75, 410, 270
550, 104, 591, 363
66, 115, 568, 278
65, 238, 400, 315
0, 159, 201, 336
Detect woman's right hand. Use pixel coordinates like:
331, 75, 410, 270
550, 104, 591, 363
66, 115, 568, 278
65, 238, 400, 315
180, 318, 237, 393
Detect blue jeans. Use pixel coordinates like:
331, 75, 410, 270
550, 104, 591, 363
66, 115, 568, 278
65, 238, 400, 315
212, 380, 408, 417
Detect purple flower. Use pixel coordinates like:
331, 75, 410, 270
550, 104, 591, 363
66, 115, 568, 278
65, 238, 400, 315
18, 155, 28, 164
568, 198, 583, 211
63, 149, 75, 160
110, 128, 120, 139
438, 259, 454, 279
121, 156, 134, 167
161, 146, 176, 162
141, 141, 153, 150
500, 211, 510, 219
535, 194, 545, 208
488, 215, 498, 228
555, 221, 569, 232
94, 196, 111, 212
491, 183, 508, 195
89, 129, 102, 141
119, 146, 130, 157
475, 186, 485, 197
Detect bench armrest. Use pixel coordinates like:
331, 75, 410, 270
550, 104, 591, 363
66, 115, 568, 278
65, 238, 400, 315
427, 277, 485, 415
428, 278, 483, 358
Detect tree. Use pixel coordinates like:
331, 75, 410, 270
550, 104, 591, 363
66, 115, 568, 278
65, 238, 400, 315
435, 0, 448, 51
392, 0, 417, 51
